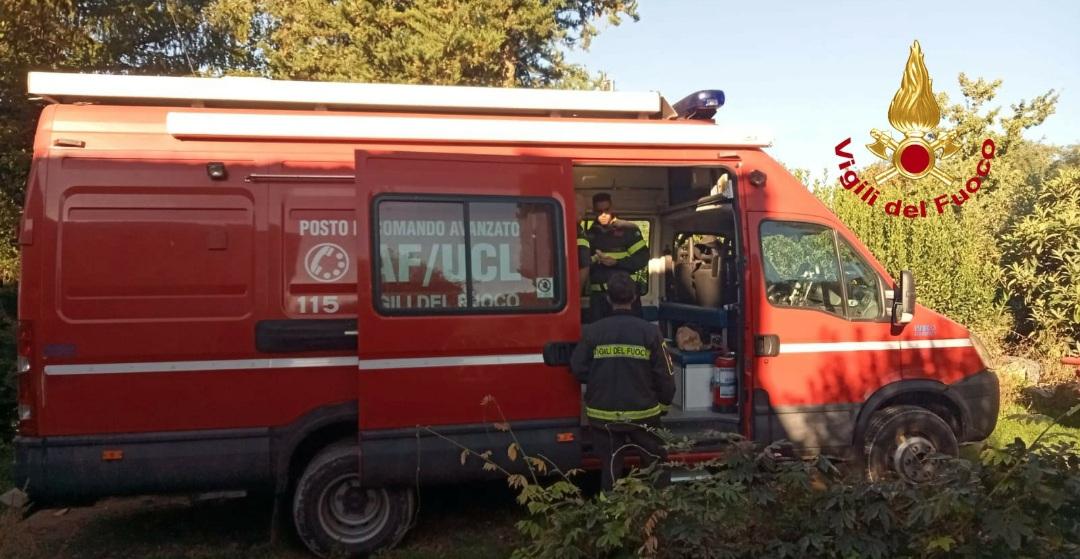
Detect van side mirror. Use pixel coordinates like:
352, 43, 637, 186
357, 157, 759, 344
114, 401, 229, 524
892, 270, 915, 325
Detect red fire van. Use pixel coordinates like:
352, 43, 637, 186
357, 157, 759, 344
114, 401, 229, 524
14, 72, 998, 556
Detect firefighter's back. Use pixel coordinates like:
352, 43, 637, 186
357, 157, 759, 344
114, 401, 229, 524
579, 313, 667, 416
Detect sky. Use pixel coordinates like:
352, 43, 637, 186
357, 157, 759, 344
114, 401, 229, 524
566, 0, 1080, 174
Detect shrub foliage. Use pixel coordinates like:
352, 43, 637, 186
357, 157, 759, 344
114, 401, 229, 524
815, 76, 1063, 351
511, 434, 1080, 559
1002, 167, 1080, 353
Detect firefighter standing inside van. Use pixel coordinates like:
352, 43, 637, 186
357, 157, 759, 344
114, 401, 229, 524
577, 221, 591, 296
570, 271, 675, 491
585, 192, 648, 322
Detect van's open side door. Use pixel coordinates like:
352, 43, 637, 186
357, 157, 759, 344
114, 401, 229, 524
353, 151, 582, 485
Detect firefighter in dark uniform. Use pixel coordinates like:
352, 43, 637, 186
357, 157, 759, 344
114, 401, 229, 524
570, 271, 675, 491
577, 221, 591, 297
584, 192, 649, 322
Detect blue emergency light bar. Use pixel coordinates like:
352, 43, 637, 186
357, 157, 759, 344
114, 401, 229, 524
672, 90, 725, 120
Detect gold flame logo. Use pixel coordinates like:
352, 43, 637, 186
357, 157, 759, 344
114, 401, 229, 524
867, 41, 959, 185
888, 41, 940, 135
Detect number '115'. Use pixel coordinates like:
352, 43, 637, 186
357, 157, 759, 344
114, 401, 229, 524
297, 295, 340, 314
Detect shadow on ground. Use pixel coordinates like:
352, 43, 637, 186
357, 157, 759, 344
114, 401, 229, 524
4, 481, 524, 559
1021, 381, 1080, 427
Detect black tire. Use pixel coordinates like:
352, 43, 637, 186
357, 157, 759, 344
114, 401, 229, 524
863, 405, 958, 482
292, 443, 416, 558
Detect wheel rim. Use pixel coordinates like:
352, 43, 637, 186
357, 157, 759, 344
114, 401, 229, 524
316, 474, 392, 544
893, 435, 937, 482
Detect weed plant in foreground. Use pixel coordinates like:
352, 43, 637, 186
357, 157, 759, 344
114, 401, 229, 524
506, 406, 1080, 559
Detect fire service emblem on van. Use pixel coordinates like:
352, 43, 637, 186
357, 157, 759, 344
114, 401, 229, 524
833, 41, 995, 218
305, 242, 350, 282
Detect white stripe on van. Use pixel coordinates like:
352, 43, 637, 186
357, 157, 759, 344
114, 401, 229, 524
42, 339, 971, 375
43, 353, 545, 376
779, 338, 972, 354
900, 338, 974, 350
44, 356, 360, 376
355, 353, 545, 370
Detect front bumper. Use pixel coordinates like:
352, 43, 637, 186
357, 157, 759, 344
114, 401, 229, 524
948, 369, 1000, 442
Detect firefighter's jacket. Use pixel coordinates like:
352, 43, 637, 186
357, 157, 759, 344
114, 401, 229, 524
570, 310, 676, 422
576, 223, 591, 269
585, 219, 648, 291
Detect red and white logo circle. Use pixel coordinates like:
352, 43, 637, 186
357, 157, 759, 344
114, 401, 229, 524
304, 243, 349, 283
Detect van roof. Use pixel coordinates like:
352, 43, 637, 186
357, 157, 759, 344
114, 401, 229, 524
29, 72, 772, 149
29, 71, 665, 119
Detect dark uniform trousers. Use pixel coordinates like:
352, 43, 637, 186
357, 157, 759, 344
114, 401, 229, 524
591, 417, 669, 491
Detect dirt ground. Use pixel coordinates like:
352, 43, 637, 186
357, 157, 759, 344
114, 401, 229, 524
0, 482, 522, 559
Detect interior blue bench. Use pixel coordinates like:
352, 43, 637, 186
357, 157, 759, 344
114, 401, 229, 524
657, 302, 730, 329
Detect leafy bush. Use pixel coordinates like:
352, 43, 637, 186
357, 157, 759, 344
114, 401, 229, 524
814, 76, 1060, 344
511, 430, 1080, 559
1002, 167, 1080, 357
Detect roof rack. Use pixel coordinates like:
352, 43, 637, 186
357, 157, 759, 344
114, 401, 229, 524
27, 72, 671, 119
165, 112, 773, 148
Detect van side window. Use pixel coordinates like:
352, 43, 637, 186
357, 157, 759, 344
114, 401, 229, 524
837, 236, 884, 319
760, 221, 844, 316
375, 197, 563, 314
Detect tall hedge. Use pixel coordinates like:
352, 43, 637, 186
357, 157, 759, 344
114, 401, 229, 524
1002, 166, 1080, 353
816, 75, 1059, 344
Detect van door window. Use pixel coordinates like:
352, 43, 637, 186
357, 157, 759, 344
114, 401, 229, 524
836, 237, 885, 319
760, 221, 843, 316
375, 196, 563, 314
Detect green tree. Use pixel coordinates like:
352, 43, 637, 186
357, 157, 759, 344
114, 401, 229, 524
206, 0, 637, 87
0, 0, 238, 282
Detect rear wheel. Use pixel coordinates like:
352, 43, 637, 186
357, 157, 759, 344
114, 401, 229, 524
863, 405, 958, 482
293, 443, 415, 558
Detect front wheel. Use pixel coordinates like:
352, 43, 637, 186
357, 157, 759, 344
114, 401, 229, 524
863, 405, 958, 482
293, 443, 415, 558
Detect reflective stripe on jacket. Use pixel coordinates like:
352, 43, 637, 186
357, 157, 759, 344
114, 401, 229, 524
586, 219, 648, 290
570, 310, 675, 422
576, 223, 591, 269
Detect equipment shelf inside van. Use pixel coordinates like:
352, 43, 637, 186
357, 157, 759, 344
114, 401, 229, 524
572, 164, 742, 444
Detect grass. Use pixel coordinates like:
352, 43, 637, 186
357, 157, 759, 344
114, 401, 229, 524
988, 403, 1080, 449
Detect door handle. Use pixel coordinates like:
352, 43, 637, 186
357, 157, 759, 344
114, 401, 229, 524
755, 334, 779, 357
543, 341, 578, 366
344, 330, 358, 336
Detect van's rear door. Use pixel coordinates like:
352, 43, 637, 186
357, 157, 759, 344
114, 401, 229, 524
353, 151, 582, 484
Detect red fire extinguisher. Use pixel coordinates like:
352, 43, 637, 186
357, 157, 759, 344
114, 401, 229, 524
711, 354, 737, 413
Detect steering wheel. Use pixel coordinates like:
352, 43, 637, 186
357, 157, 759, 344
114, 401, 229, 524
766, 282, 789, 304
790, 262, 822, 305
845, 276, 875, 316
